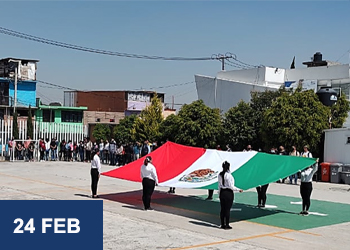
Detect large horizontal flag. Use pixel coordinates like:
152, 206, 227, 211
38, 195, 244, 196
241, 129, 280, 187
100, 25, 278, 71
102, 142, 316, 190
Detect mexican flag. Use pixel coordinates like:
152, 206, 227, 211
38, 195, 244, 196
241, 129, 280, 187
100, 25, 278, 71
102, 141, 316, 190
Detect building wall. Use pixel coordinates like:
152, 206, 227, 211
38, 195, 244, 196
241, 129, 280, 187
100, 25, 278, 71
76, 91, 126, 112
83, 111, 125, 125
324, 128, 350, 163
196, 75, 277, 113
285, 64, 350, 82
9, 80, 36, 107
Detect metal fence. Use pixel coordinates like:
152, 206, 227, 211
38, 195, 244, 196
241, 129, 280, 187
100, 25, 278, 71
0, 118, 87, 160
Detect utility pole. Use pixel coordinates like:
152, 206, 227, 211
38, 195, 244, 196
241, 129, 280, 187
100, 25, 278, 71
9, 59, 21, 114
217, 55, 233, 71
14, 66, 17, 114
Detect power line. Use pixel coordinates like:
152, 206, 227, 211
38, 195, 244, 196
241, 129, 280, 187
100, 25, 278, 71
0, 26, 214, 61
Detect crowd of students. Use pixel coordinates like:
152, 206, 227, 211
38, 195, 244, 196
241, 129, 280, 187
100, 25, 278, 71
7, 136, 161, 165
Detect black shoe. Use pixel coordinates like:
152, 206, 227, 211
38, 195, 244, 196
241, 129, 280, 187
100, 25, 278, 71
205, 197, 213, 200
260, 204, 265, 208
220, 225, 226, 229
225, 225, 232, 230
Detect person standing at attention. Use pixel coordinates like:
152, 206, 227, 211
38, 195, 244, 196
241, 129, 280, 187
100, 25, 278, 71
299, 145, 318, 216
140, 156, 158, 211
218, 161, 243, 229
90, 149, 101, 198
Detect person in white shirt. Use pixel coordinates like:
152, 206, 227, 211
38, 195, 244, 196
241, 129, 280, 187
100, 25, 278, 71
90, 149, 102, 198
299, 145, 318, 216
140, 156, 158, 210
218, 161, 243, 229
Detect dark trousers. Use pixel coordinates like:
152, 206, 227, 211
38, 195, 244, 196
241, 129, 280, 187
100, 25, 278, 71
208, 189, 214, 198
256, 184, 269, 206
142, 178, 155, 209
300, 182, 313, 211
40, 150, 44, 161
86, 150, 91, 162
91, 168, 99, 196
219, 189, 234, 226
110, 152, 115, 165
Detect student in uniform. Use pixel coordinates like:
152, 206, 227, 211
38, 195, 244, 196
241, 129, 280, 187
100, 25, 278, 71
299, 145, 318, 216
218, 161, 243, 229
140, 156, 159, 210
90, 149, 101, 198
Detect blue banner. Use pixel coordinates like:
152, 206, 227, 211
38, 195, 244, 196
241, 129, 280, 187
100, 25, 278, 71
0, 200, 103, 250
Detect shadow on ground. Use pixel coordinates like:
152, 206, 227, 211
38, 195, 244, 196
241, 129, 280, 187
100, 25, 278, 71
99, 190, 292, 226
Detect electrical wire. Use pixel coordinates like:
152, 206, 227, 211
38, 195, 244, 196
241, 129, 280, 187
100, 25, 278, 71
0, 26, 213, 61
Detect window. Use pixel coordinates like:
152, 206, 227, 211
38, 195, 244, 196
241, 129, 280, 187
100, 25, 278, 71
43, 109, 55, 122
61, 111, 83, 123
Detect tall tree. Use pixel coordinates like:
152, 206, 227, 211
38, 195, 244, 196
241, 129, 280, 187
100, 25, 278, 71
27, 105, 33, 139
222, 101, 256, 151
92, 124, 111, 142
175, 100, 222, 148
13, 111, 19, 139
113, 115, 137, 142
329, 93, 350, 129
261, 89, 329, 154
159, 114, 180, 143
250, 89, 285, 149
132, 94, 163, 142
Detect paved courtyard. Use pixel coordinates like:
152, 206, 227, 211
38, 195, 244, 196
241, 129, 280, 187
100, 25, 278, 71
0, 160, 349, 250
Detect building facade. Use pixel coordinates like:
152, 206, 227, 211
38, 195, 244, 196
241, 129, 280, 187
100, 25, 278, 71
0, 58, 39, 119
196, 52, 350, 116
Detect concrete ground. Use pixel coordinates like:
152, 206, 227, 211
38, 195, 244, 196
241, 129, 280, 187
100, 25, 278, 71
0, 160, 349, 250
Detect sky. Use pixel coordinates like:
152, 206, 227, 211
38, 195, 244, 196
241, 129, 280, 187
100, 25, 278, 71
0, 1, 350, 109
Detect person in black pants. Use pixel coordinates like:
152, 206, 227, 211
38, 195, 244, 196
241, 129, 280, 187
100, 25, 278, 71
140, 156, 159, 210
299, 146, 318, 216
218, 161, 243, 229
206, 189, 214, 200
90, 150, 101, 198
256, 184, 269, 207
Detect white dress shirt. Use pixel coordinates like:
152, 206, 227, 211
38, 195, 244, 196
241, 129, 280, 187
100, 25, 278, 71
301, 165, 318, 182
140, 163, 158, 184
218, 171, 241, 192
91, 154, 102, 173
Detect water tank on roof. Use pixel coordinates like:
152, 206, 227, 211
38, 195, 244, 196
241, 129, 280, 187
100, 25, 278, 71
314, 52, 323, 62
316, 88, 337, 106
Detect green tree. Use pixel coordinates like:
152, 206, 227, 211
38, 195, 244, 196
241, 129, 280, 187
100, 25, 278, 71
250, 88, 285, 149
132, 95, 163, 142
13, 111, 19, 139
159, 114, 180, 142
261, 90, 329, 154
114, 115, 137, 142
27, 105, 33, 139
222, 101, 256, 151
175, 100, 222, 148
92, 124, 111, 142
329, 93, 350, 128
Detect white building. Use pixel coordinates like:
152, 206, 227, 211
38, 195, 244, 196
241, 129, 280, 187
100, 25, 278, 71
195, 53, 350, 123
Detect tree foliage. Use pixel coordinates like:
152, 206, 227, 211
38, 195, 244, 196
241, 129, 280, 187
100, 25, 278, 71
27, 105, 33, 139
92, 124, 111, 142
329, 93, 350, 128
159, 114, 180, 143
222, 101, 256, 151
261, 90, 329, 154
132, 95, 163, 142
174, 100, 222, 148
113, 115, 137, 142
250, 89, 285, 149
13, 111, 19, 139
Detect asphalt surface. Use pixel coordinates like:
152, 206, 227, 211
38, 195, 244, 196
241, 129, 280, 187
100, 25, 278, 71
0, 160, 349, 250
